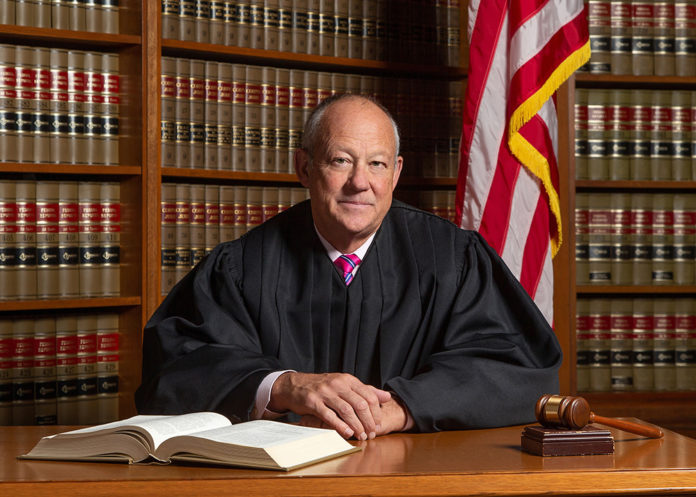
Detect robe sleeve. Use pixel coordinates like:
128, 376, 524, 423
384, 232, 562, 431
134, 242, 282, 422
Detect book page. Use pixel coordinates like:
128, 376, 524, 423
180, 420, 334, 448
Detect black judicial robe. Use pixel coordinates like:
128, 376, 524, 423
135, 200, 562, 431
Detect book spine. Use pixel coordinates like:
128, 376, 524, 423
96, 312, 119, 424
189, 183, 206, 268
49, 48, 70, 164
318, 0, 335, 56
292, 0, 309, 53
302, 69, 317, 131
246, 186, 263, 231
15, 0, 36, 26
675, 299, 696, 390
160, 183, 177, 295
174, 183, 191, 285
78, 181, 103, 297
75, 314, 98, 425
204, 60, 219, 170
278, 186, 291, 212
653, 300, 677, 391
0, 1, 15, 24
334, 0, 349, 57
671, 90, 691, 180
673, 193, 696, 285
288, 69, 304, 172
586, 89, 611, 180
67, 49, 86, 165
278, 0, 293, 52
588, 193, 612, 284
33, 316, 57, 425
161, 57, 177, 167
611, 193, 633, 285
100, 181, 120, 297
651, 194, 675, 284
575, 88, 589, 179
231, 63, 246, 171
575, 299, 591, 391
204, 184, 220, 255
306, 0, 320, 54
650, 90, 673, 180
69, 0, 86, 30
218, 185, 234, 243
58, 181, 79, 297
195, 0, 210, 43
632, 0, 655, 75
274, 67, 290, 174
232, 185, 247, 239
217, 61, 232, 170
15, 45, 36, 164
84, 51, 105, 165
261, 186, 279, 222
610, 0, 632, 74
260, 66, 276, 173
175, 58, 191, 168
0, 43, 18, 163
348, 0, 362, 59
55, 315, 78, 424
224, 1, 242, 47
12, 318, 35, 424
249, 0, 264, 49
608, 89, 631, 180
101, 52, 120, 165
654, 0, 676, 75
610, 299, 634, 390
34, 47, 51, 164
265, 0, 281, 50
179, 0, 196, 41
189, 58, 206, 169
630, 88, 652, 180
36, 180, 60, 298
630, 193, 653, 285
245, 64, 263, 172
103, 0, 118, 34
675, 0, 696, 76
362, 0, 377, 60
588, 299, 612, 391
0, 181, 18, 301
588, 0, 612, 73
162, 0, 180, 39
52, 0, 70, 29
0, 318, 11, 424
84, 0, 101, 33
633, 299, 655, 390
209, 0, 225, 44
15, 180, 37, 299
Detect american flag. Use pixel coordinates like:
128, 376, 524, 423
455, 0, 590, 325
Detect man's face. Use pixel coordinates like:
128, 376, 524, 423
295, 99, 403, 253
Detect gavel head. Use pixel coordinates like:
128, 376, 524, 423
535, 394, 591, 430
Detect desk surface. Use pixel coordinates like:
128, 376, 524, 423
2, 420, 696, 497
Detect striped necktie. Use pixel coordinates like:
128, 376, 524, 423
334, 254, 361, 285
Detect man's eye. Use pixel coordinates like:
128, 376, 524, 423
332, 158, 350, 166
370, 161, 387, 168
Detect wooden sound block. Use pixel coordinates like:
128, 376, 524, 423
521, 425, 614, 457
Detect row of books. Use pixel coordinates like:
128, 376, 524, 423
583, 0, 696, 76
0, 311, 119, 426
576, 297, 696, 392
0, 44, 120, 165
396, 189, 457, 226
160, 182, 309, 294
576, 192, 696, 286
0, 0, 119, 33
575, 88, 696, 182
161, 57, 462, 178
162, 0, 461, 67
0, 179, 121, 300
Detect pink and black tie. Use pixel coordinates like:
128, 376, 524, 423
334, 254, 361, 285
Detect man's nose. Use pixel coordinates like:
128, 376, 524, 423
347, 162, 370, 190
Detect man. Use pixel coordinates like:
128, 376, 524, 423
135, 94, 562, 441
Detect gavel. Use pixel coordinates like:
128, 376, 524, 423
535, 394, 664, 439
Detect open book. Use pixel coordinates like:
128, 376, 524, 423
19, 412, 360, 470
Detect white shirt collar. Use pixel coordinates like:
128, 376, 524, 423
314, 226, 375, 267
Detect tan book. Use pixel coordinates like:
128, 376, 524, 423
610, 299, 634, 390
611, 193, 632, 285
260, 66, 277, 173
246, 186, 263, 231
671, 90, 691, 180
189, 183, 206, 268
49, 48, 70, 164
52, 0, 70, 29
575, 299, 591, 392
575, 192, 590, 285
231, 64, 246, 171
161, 56, 178, 167
102, 52, 119, 165
100, 181, 120, 297
334, 0, 349, 57
16, 45, 36, 164
630, 193, 653, 285
302, 69, 318, 127
264, 0, 281, 50
204, 61, 219, 170
217, 62, 233, 170
586, 89, 610, 180
277, 187, 291, 212
362, 0, 377, 60
204, 184, 220, 255
162, 0, 180, 39
650, 90, 673, 180
78, 181, 103, 297
319, 0, 335, 56
0, 43, 18, 163
209, 0, 225, 44
292, 0, 309, 53
58, 181, 79, 297
287, 69, 304, 172
610, 0, 632, 74
675, 298, 696, 390
348, 0, 363, 59
75, 314, 99, 425
12, 318, 35, 424
588, 298, 612, 391
189, 58, 206, 169
653, 299, 677, 391
651, 194, 675, 285
15, 180, 37, 299
67, 49, 87, 165
195, 0, 211, 43
575, 88, 589, 180
588, 193, 612, 284
33, 316, 57, 425
245, 64, 263, 172
632, 0, 655, 75
306, 0, 320, 54
218, 184, 236, 242
179, 0, 196, 41
249, 1, 264, 49
234, 1, 251, 48
278, 0, 293, 52
84, 51, 106, 165
174, 183, 192, 285
84, 0, 102, 32
654, 0, 676, 75
261, 187, 279, 222
0, 181, 18, 300
608, 89, 631, 180
629, 89, 652, 180
587, 0, 612, 73
55, 315, 78, 424
160, 183, 177, 295
0, 318, 12, 424
0, 1, 15, 24
33, 47, 51, 164
675, 0, 696, 76
68, 0, 86, 30
175, 58, 192, 168
15, 0, 35, 26
21, 414, 359, 470
36, 180, 60, 298
275, 67, 290, 173
672, 193, 696, 285
95, 312, 119, 424
103, 0, 119, 34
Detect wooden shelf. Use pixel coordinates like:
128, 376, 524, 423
575, 72, 696, 87
0, 164, 141, 176
576, 180, 696, 190
160, 168, 300, 184
0, 24, 141, 48
0, 296, 141, 312
577, 285, 696, 295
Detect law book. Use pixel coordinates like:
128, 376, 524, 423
292, 0, 309, 53
209, 0, 225, 44
0, 43, 18, 163
261, 187, 279, 222
610, 0, 632, 74
608, 89, 631, 180
670, 90, 691, 180
575, 298, 591, 392
67, 49, 87, 165
15, 0, 35, 26
0, 181, 18, 300
189, 183, 206, 268
102, 51, 120, 166
265, 0, 281, 50
225, 1, 246, 47
649, 90, 673, 180
68, 0, 86, 31
610, 299, 634, 390
204, 184, 220, 255
174, 183, 192, 285
20, 413, 360, 470
575, 193, 590, 285
653, 300, 677, 391
306, 0, 320, 55
275, 67, 290, 173
651, 194, 675, 285
348, 0, 362, 59
175, 58, 191, 169
55, 315, 78, 425
15, 44, 36, 164
587, 298, 612, 391
12, 318, 35, 425
75, 314, 99, 425
217, 184, 236, 242
49, 48, 70, 165
179, 0, 196, 41
0, 1, 15, 24
675, 298, 696, 390
287, 69, 304, 172
162, 0, 180, 39
632, 298, 655, 391
260, 66, 277, 173
160, 182, 177, 295
99, 181, 120, 297
630, 192, 654, 285
231, 63, 246, 171
245, 64, 263, 172
629, 88, 651, 180
194, 0, 210, 43
249, 1, 264, 49
33, 316, 57, 425
58, 181, 79, 298
653, 0, 676, 75
0, 318, 12, 425
278, 0, 293, 52
318, 0, 335, 56
216, 61, 232, 170
448, 80, 462, 178
189, 58, 206, 169
15, 180, 37, 299
160, 56, 177, 167
246, 185, 263, 231
36, 180, 60, 299
204, 60, 219, 170
51, 0, 70, 29
610, 193, 632, 285
78, 181, 102, 297
675, 0, 696, 76
95, 312, 119, 424
575, 88, 589, 179
672, 193, 696, 285
586, 89, 610, 180
632, 0, 655, 75
83, 51, 105, 165
102, 0, 119, 34
587, 193, 612, 284
33, 47, 51, 164
588, 0, 612, 73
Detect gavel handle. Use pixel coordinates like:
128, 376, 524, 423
589, 413, 664, 439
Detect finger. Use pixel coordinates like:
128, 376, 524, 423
329, 391, 376, 440
313, 403, 358, 439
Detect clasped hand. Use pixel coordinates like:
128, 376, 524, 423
268, 372, 409, 440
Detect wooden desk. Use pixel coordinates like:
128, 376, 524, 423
2, 421, 696, 497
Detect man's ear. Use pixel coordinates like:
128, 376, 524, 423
294, 148, 311, 188
391, 156, 404, 191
